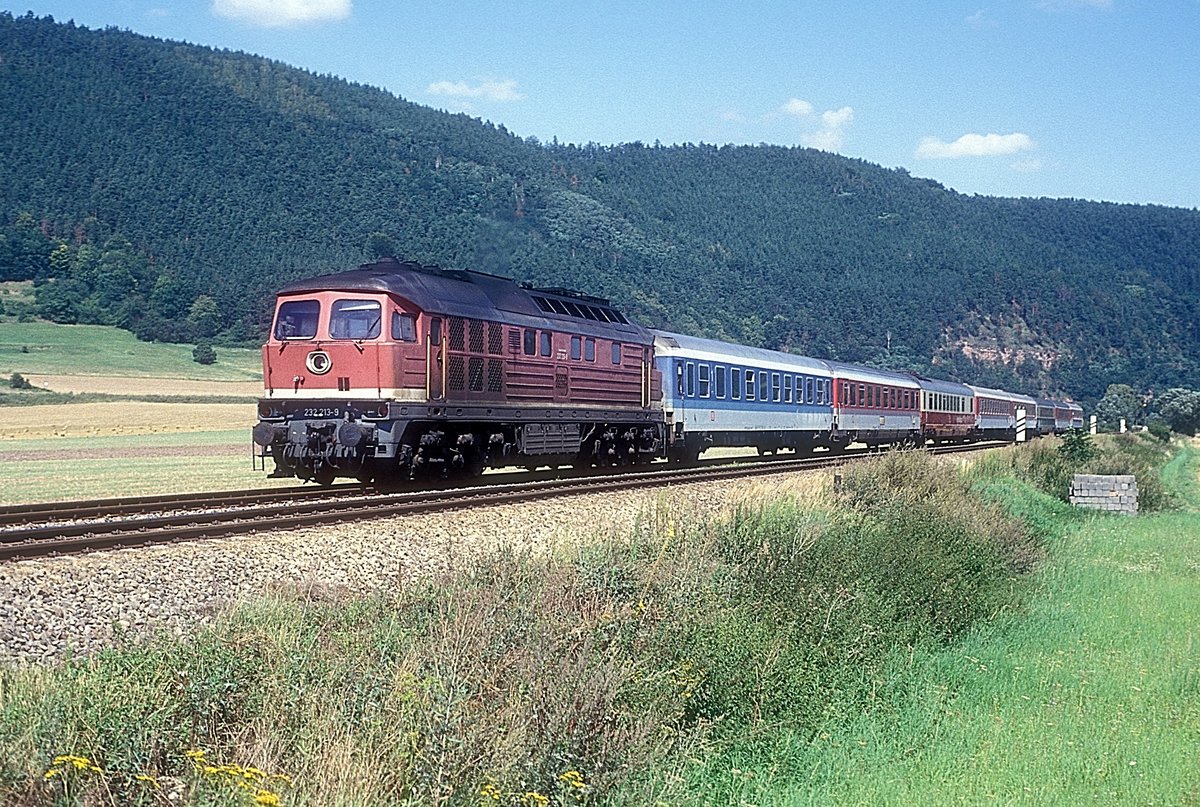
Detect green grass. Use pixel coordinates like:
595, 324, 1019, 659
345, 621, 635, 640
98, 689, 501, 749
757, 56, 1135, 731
0, 430, 296, 503
2, 442, 1196, 805
671, 445, 1200, 806
0, 321, 261, 380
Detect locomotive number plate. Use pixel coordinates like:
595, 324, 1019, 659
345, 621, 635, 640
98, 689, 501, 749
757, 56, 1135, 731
301, 407, 341, 419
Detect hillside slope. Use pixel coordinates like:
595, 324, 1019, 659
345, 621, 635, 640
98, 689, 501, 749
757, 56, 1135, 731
2, 12, 1198, 401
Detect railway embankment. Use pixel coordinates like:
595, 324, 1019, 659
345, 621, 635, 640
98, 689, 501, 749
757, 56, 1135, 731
0, 434, 1194, 806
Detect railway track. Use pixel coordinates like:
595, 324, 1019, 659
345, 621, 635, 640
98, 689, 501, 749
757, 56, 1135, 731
0, 442, 1002, 562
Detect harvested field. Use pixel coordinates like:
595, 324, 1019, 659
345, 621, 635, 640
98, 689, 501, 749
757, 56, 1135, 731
21, 374, 261, 398
0, 402, 256, 440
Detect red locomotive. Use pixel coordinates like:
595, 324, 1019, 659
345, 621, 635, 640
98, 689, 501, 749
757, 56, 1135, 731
252, 259, 664, 483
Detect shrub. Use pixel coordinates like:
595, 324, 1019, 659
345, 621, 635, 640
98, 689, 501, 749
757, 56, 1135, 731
1146, 418, 1172, 442
191, 342, 216, 365
8, 372, 32, 390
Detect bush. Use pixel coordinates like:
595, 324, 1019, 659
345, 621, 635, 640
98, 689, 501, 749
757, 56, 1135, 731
191, 342, 216, 365
1146, 418, 1172, 442
8, 372, 32, 390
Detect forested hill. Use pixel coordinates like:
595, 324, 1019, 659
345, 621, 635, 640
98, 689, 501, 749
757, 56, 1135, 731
2, 13, 1198, 402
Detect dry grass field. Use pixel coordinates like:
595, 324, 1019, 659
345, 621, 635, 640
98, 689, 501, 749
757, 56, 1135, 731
18, 374, 261, 398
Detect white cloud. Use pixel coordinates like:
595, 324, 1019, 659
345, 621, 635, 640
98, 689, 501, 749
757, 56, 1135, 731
426, 79, 526, 102
803, 106, 854, 151
212, 0, 350, 27
780, 98, 814, 117
915, 132, 1035, 159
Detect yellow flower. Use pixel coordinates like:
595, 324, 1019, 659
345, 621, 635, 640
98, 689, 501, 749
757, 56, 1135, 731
253, 790, 281, 806
523, 792, 549, 807
480, 782, 502, 801
558, 770, 586, 789
135, 774, 160, 789
185, 749, 207, 763
43, 767, 61, 780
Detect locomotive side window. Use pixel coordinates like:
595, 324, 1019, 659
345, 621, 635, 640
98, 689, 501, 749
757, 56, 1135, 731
541, 332, 553, 357
570, 335, 582, 360
330, 299, 381, 340
391, 312, 417, 342
611, 342, 621, 365
584, 338, 595, 362
523, 329, 537, 355
430, 318, 442, 346
274, 300, 320, 340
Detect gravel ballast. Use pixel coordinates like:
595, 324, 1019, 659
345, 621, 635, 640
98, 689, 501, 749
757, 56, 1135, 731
0, 473, 826, 664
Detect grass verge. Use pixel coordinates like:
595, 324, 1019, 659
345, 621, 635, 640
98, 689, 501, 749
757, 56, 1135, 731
1, 440, 1195, 805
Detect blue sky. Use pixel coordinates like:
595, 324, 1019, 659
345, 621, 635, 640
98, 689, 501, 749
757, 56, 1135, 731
8, 0, 1200, 209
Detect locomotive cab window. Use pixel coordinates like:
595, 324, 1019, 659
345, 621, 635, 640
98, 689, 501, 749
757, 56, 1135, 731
274, 300, 320, 340
330, 299, 382, 340
391, 312, 417, 342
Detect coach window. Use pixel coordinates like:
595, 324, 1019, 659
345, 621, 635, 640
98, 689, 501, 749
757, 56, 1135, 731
523, 329, 537, 355
541, 332, 552, 357
715, 366, 726, 398
699, 364, 711, 397
745, 371, 756, 401
570, 335, 582, 360
330, 299, 382, 340
686, 362, 696, 397
805, 377, 814, 404
676, 364, 684, 396
584, 337, 596, 362
769, 373, 779, 402
783, 375, 793, 403
758, 371, 769, 401
391, 312, 417, 343
815, 379, 824, 405
611, 342, 621, 365
731, 368, 742, 400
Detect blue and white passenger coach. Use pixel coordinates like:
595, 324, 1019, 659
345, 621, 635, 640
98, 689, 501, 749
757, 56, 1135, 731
652, 332, 834, 461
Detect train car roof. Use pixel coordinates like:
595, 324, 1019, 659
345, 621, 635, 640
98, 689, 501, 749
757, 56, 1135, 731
966, 384, 1021, 400
824, 360, 920, 388
651, 331, 831, 375
913, 375, 974, 396
277, 258, 649, 341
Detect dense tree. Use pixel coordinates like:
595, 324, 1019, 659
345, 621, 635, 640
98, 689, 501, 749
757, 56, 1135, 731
1095, 384, 1144, 429
2, 13, 1200, 409
1153, 388, 1200, 435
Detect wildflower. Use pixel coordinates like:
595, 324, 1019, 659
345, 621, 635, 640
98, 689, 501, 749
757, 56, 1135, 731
135, 774, 160, 789
254, 789, 281, 806
480, 782, 502, 801
523, 792, 549, 807
185, 749, 207, 763
558, 770, 586, 789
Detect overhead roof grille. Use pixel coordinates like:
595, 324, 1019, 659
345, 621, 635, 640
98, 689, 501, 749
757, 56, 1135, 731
530, 294, 629, 325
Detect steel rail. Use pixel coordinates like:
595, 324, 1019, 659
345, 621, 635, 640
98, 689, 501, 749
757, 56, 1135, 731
0, 442, 1003, 562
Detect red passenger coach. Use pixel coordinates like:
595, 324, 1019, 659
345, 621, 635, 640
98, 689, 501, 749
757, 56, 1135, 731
253, 259, 664, 483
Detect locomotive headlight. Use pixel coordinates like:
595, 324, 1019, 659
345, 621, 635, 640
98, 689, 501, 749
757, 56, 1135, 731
306, 350, 332, 375
253, 421, 284, 446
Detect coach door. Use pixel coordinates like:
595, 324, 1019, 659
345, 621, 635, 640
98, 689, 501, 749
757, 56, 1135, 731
427, 317, 445, 401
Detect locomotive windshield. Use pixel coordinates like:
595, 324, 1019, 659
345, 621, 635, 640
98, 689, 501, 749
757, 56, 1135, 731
330, 299, 382, 340
274, 299, 320, 340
